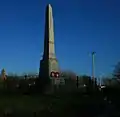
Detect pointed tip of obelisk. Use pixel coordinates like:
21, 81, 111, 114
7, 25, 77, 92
47, 4, 52, 8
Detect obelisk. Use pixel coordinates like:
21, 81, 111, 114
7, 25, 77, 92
39, 4, 59, 79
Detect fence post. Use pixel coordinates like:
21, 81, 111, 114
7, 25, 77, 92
76, 76, 79, 89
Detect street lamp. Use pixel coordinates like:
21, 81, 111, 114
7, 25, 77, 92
91, 52, 96, 83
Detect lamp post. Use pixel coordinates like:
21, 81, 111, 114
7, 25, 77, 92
91, 52, 96, 84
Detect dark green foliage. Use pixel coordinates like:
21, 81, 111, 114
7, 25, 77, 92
80, 75, 94, 86
80, 75, 97, 87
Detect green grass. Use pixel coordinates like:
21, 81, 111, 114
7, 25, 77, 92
0, 93, 105, 117
0, 95, 49, 111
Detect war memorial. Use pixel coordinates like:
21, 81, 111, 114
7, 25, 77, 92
39, 4, 65, 86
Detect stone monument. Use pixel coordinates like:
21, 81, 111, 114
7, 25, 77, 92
39, 4, 59, 79
1, 68, 7, 80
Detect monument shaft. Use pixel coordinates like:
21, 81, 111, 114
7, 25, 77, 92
39, 4, 59, 78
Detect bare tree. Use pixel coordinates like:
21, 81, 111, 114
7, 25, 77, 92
113, 61, 120, 80
60, 70, 77, 80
